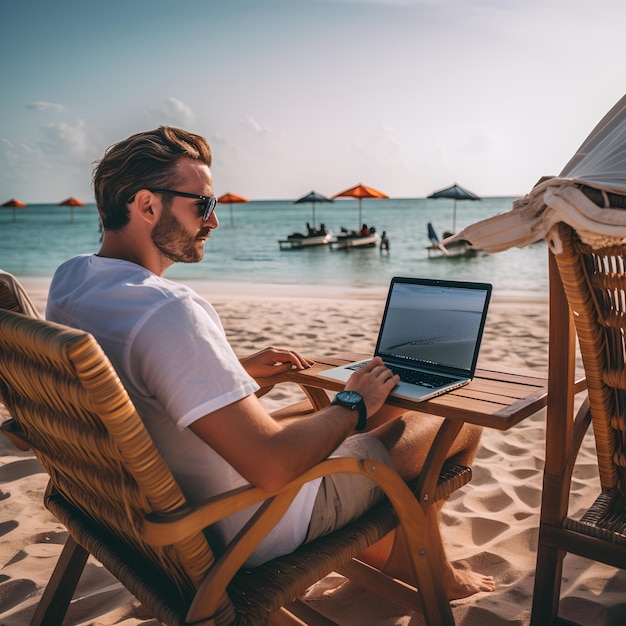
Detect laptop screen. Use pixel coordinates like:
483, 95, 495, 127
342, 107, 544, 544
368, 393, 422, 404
374, 278, 492, 376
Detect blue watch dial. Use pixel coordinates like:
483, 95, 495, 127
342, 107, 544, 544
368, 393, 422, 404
338, 390, 362, 404
333, 390, 367, 430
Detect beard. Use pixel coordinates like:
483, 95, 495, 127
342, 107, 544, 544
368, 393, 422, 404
151, 206, 208, 264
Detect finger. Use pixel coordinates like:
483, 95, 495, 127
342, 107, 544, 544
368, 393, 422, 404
365, 365, 398, 386
367, 363, 396, 380
271, 362, 298, 374
359, 357, 383, 373
385, 372, 400, 386
289, 352, 315, 369
276, 351, 314, 370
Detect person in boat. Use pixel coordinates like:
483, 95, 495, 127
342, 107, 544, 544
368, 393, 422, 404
47, 126, 494, 599
306, 222, 316, 236
361, 223, 370, 235
318, 223, 327, 235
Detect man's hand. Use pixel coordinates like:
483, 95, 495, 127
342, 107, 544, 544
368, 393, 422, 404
345, 357, 400, 419
240, 346, 315, 378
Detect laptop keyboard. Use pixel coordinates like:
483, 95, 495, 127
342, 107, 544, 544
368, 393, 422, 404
388, 366, 456, 388
347, 361, 456, 388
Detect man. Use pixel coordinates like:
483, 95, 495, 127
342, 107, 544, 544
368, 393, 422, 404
46, 126, 494, 599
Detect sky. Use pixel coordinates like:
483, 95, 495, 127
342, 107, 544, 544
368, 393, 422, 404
1, 0, 625, 203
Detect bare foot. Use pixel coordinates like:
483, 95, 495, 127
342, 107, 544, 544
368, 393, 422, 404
444, 565, 496, 600
375, 553, 495, 600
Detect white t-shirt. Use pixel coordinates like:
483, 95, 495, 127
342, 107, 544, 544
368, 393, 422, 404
46, 255, 321, 566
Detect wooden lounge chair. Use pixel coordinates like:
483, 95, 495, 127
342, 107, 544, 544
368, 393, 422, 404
531, 221, 626, 624
0, 309, 472, 626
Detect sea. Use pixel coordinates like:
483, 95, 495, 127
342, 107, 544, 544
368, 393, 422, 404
0, 197, 548, 297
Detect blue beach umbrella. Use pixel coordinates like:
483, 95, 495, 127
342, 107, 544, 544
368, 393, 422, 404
428, 183, 480, 234
294, 191, 333, 226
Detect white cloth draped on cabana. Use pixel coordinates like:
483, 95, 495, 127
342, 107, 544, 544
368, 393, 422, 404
0, 271, 42, 319
443, 95, 626, 253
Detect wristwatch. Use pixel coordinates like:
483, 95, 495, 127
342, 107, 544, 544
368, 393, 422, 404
331, 390, 367, 431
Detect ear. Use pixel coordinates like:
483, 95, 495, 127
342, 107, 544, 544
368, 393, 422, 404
132, 189, 159, 225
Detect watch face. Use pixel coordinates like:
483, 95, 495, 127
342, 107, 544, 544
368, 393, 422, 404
338, 390, 362, 404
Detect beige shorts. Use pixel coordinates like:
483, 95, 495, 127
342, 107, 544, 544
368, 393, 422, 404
304, 433, 391, 543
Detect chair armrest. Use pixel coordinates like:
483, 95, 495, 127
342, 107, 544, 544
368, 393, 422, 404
145, 457, 450, 624
142, 456, 418, 548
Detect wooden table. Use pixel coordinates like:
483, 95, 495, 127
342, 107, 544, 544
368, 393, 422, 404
282, 352, 585, 429
256, 338, 586, 624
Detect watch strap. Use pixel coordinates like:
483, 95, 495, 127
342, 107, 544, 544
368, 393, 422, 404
353, 400, 367, 431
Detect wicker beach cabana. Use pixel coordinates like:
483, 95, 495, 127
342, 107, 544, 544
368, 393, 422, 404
446, 95, 626, 626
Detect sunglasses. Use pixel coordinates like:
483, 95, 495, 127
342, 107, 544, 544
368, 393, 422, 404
149, 188, 218, 221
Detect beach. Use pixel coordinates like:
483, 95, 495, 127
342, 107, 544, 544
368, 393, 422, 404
1, 278, 625, 626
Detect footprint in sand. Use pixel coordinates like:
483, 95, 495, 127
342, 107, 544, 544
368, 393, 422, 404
464, 488, 515, 513
24, 542, 64, 558
512, 484, 542, 509
510, 468, 537, 481
0, 458, 45, 482
0, 578, 37, 613
469, 517, 511, 546
0, 520, 19, 538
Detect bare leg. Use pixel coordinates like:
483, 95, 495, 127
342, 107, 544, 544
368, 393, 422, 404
360, 411, 496, 599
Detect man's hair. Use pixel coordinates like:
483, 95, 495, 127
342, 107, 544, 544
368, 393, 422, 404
93, 126, 212, 230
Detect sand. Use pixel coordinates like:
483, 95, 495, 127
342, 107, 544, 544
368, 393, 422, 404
1, 278, 624, 625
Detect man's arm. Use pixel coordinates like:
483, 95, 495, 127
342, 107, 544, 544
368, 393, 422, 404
189, 357, 399, 492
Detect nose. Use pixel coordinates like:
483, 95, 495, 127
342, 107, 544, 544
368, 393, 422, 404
204, 210, 219, 229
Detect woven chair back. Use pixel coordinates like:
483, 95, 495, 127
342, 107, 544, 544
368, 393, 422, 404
553, 223, 626, 492
0, 310, 229, 613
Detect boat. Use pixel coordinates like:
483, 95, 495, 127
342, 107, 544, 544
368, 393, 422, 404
426, 222, 483, 259
331, 231, 379, 250
278, 231, 337, 250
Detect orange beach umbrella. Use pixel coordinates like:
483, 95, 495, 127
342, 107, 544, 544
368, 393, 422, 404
59, 196, 86, 206
218, 192, 249, 227
59, 196, 86, 223
2, 198, 26, 222
332, 183, 389, 230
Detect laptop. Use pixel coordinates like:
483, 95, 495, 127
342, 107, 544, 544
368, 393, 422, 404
318, 277, 492, 402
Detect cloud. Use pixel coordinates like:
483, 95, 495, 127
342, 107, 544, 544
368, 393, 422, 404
0, 119, 101, 200
1, 119, 101, 182
147, 97, 195, 126
353, 123, 410, 166
240, 116, 275, 134
38, 119, 100, 162
26, 101, 66, 113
